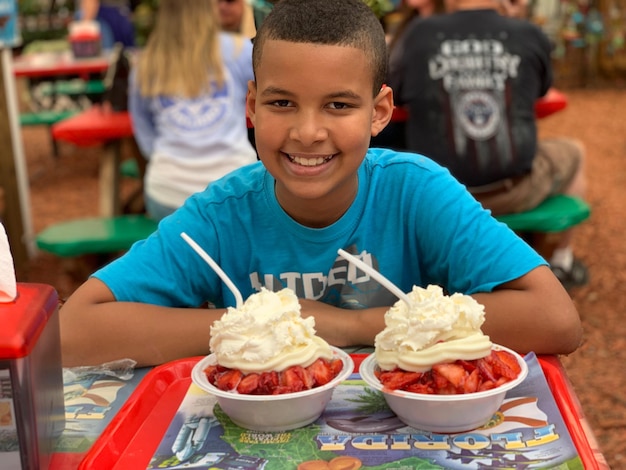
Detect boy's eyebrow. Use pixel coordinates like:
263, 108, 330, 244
326, 90, 363, 101
260, 86, 363, 101
259, 86, 293, 97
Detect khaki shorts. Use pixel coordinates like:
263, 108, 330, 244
470, 138, 582, 216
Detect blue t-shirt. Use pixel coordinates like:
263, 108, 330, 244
94, 148, 545, 308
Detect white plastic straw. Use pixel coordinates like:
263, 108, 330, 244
181, 232, 243, 308
337, 248, 412, 307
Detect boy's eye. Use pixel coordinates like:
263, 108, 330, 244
271, 100, 292, 107
328, 102, 350, 110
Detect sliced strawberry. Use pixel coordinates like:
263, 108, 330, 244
215, 369, 243, 391
329, 358, 344, 376
405, 382, 435, 394
280, 366, 307, 392
237, 373, 260, 394
437, 383, 459, 395
203, 364, 220, 384
432, 369, 450, 390
292, 365, 314, 389
379, 370, 423, 391
476, 356, 497, 382
478, 379, 497, 392
461, 368, 480, 393
432, 363, 466, 387
372, 351, 520, 396
457, 359, 477, 373
307, 358, 334, 386
493, 350, 522, 378
257, 371, 279, 394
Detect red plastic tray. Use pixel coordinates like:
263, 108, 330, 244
78, 354, 601, 470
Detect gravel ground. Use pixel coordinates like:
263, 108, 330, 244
538, 88, 626, 469
16, 87, 625, 469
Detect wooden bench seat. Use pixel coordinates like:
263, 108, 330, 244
36, 214, 158, 258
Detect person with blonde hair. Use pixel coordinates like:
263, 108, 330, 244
130, 0, 257, 221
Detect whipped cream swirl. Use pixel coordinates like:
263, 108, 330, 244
210, 288, 333, 374
375, 285, 493, 372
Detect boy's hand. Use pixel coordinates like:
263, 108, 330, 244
299, 299, 387, 348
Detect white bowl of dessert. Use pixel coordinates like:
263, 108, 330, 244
192, 346, 354, 432
359, 344, 528, 433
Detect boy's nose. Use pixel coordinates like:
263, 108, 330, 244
289, 112, 328, 145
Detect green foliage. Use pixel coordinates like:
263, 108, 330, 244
362, 0, 395, 19
346, 386, 390, 414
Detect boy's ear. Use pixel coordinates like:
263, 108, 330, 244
246, 80, 257, 126
371, 86, 394, 137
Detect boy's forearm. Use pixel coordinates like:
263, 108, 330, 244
60, 281, 225, 367
299, 299, 387, 348
473, 266, 582, 355
61, 303, 222, 367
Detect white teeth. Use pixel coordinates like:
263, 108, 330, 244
289, 155, 333, 166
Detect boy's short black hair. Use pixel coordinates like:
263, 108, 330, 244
252, 0, 388, 96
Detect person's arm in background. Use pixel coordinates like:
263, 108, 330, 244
128, 70, 157, 158
80, 0, 100, 21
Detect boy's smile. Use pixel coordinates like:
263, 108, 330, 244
248, 40, 393, 227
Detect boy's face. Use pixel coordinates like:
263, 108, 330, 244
247, 40, 393, 227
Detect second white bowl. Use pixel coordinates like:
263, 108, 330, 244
359, 345, 528, 433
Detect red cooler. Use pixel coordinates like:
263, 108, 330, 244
0, 283, 65, 470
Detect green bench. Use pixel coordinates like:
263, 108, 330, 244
120, 158, 141, 179
32, 79, 106, 97
21, 79, 106, 157
36, 214, 158, 258
20, 110, 78, 158
19, 110, 77, 127
494, 195, 591, 233
51, 79, 106, 96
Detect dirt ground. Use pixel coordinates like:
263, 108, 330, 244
13, 87, 626, 468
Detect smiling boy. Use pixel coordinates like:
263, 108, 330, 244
60, 0, 581, 368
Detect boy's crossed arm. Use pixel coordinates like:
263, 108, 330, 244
60, 264, 580, 368
301, 265, 581, 357
60, 278, 227, 368
473, 265, 582, 355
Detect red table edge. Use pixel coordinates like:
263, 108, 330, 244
387, 87, 567, 123
12, 53, 110, 78
537, 355, 609, 469
69, 353, 607, 470
13, 63, 109, 78
51, 107, 134, 147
